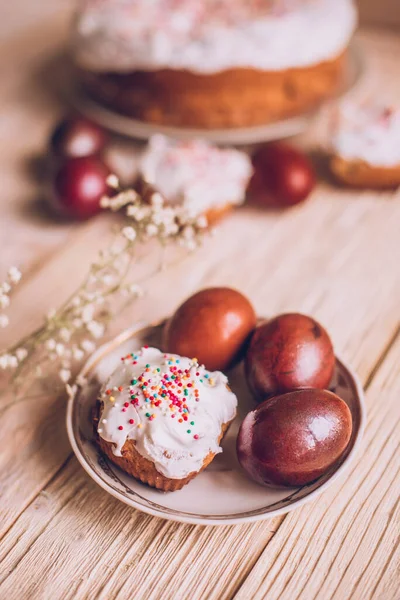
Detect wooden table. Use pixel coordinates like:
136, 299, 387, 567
1, 5, 399, 599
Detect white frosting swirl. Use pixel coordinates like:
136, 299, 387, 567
331, 103, 400, 168
97, 347, 237, 479
72, 0, 357, 74
140, 135, 252, 219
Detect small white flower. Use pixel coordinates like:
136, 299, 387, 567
150, 192, 164, 208
196, 215, 208, 229
0, 294, 10, 309
146, 224, 158, 237
126, 205, 138, 218
15, 348, 28, 361
163, 222, 179, 236
72, 296, 81, 307
0, 354, 10, 369
1, 282, 11, 294
86, 320, 105, 339
55, 343, 65, 357
47, 308, 56, 320
106, 174, 120, 189
59, 328, 71, 342
72, 318, 83, 329
181, 238, 197, 251
81, 304, 95, 324
101, 274, 114, 286
100, 196, 110, 208
8, 355, 18, 368
8, 267, 22, 284
59, 369, 71, 383
81, 339, 96, 354
72, 347, 84, 361
0, 314, 9, 328
182, 226, 195, 240
46, 339, 57, 351
122, 226, 137, 242
127, 205, 148, 221
128, 283, 144, 297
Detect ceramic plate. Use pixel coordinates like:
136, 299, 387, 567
69, 43, 365, 145
66, 321, 366, 525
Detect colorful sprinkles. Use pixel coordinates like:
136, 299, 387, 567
105, 348, 210, 440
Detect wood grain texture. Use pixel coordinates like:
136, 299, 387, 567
0, 5, 400, 600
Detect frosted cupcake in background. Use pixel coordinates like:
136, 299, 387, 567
330, 101, 400, 189
138, 135, 253, 225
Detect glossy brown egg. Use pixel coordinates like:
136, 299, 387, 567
245, 313, 335, 400
249, 142, 316, 208
237, 389, 353, 487
163, 287, 257, 372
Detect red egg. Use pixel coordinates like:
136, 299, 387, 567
249, 143, 316, 207
50, 116, 107, 159
245, 313, 335, 400
163, 287, 256, 372
237, 389, 353, 487
51, 156, 111, 220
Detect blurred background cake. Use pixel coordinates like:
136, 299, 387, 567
71, 0, 358, 129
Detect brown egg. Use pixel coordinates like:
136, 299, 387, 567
245, 313, 335, 400
163, 287, 256, 371
237, 389, 353, 487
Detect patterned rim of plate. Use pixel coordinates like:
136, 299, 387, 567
66, 321, 366, 525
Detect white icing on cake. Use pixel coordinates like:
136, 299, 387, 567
97, 347, 238, 479
139, 135, 252, 219
72, 0, 357, 74
331, 102, 400, 168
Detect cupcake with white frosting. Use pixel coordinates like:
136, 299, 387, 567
330, 102, 400, 189
138, 135, 253, 224
94, 346, 238, 491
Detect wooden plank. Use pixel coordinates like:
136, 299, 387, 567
0, 457, 282, 600
234, 333, 400, 600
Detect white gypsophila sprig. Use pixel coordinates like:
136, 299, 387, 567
0, 267, 22, 332
0, 177, 207, 401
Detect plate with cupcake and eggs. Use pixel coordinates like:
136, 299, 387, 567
66, 288, 366, 525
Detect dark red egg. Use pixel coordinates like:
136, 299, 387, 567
249, 143, 316, 207
163, 287, 256, 372
51, 156, 111, 220
237, 389, 353, 487
245, 313, 335, 400
50, 116, 107, 159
